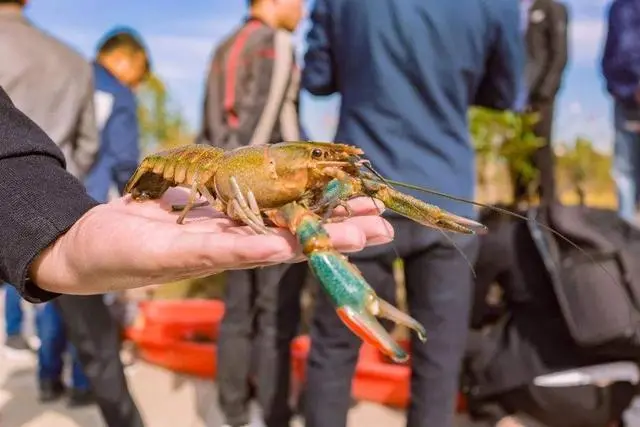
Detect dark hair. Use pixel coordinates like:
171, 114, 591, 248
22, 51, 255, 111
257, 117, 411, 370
0, 0, 25, 4
96, 27, 151, 73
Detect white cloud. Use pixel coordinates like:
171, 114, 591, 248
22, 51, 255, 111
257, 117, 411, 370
569, 18, 606, 66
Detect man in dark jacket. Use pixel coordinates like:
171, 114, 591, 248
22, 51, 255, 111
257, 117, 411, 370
602, 0, 640, 224
301, 0, 524, 426
196, 1, 308, 426
512, 0, 569, 205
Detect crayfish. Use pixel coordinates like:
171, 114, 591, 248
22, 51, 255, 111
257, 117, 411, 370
124, 141, 488, 362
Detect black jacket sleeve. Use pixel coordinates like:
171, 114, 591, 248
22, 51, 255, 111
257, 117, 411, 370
0, 87, 99, 303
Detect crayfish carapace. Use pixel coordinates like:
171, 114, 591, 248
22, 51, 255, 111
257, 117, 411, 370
124, 141, 488, 362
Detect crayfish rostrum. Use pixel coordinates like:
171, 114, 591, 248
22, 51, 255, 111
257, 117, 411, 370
124, 141, 487, 362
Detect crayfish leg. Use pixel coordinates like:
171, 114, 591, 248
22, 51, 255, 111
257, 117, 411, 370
176, 175, 201, 224
227, 176, 273, 235
171, 201, 209, 212
273, 201, 426, 362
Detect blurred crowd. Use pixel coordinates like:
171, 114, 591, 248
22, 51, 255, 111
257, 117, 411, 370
1, 0, 640, 427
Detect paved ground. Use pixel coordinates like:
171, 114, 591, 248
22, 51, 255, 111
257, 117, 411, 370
0, 289, 477, 427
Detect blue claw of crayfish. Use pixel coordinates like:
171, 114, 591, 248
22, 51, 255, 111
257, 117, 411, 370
275, 202, 427, 363
306, 243, 427, 363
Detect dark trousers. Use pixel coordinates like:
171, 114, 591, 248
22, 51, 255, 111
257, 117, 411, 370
217, 262, 308, 427
513, 100, 557, 205
35, 301, 90, 390
303, 218, 479, 427
54, 295, 144, 427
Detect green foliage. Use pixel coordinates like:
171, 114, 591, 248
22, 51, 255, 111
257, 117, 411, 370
555, 137, 613, 204
469, 107, 545, 186
136, 73, 193, 155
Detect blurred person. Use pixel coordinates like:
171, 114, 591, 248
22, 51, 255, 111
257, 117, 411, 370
301, 0, 524, 426
0, 0, 97, 406
512, 0, 569, 206
34, 302, 92, 405
0, 1, 143, 422
54, 28, 154, 423
196, 0, 308, 426
602, 0, 640, 224
85, 27, 150, 342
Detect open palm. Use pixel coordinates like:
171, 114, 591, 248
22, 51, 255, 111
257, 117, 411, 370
30, 187, 394, 295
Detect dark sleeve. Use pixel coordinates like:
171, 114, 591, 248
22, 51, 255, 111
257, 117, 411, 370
530, 1, 569, 103
106, 92, 141, 195
0, 87, 99, 303
473, 0, 525, 110
301, 0, 338, 96
601, 1, 640, 104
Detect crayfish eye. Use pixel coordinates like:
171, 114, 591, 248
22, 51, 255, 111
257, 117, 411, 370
311, 148, 323, 159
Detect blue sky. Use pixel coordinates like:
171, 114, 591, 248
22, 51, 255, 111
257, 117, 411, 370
25, 0, 612, 151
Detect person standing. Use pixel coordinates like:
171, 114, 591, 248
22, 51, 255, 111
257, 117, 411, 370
301, 0, 524, 426
0, 3, 144, 425
512, 0, 569, 206
602, 0, 640, 224
196, 1, 307, 426
84, 27, 150, 344
53, 28, 151, 426
0, 0, 98, 405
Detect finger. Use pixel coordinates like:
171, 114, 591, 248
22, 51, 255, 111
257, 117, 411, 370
342, 197, 386, 216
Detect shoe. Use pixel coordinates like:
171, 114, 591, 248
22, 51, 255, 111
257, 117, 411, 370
67, 388, 95, 408
3, 335, 33, 360
39, 379, 65, 403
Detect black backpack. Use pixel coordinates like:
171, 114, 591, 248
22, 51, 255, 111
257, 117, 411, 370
527, 202, 640, 360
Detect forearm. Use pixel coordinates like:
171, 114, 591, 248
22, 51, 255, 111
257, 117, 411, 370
0, 156, 98, 302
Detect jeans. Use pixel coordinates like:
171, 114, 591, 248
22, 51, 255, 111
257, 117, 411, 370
4, 284, 23, 337
35, 301, 90, 390
612, 101, 640, 223
303, 218, 479, 427
54, 294, 145, 427
217, 262, 308, 427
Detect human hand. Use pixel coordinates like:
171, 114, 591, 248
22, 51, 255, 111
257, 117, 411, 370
29, 188, 394, 295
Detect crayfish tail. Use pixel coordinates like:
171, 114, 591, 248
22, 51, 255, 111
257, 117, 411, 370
365, 181, 488, 235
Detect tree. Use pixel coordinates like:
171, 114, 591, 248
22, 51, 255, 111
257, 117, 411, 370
469, 107, 544, 203
136, 73, 193, 155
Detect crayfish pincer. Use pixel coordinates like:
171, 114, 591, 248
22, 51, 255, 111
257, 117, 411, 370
124, 141, 488, 362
